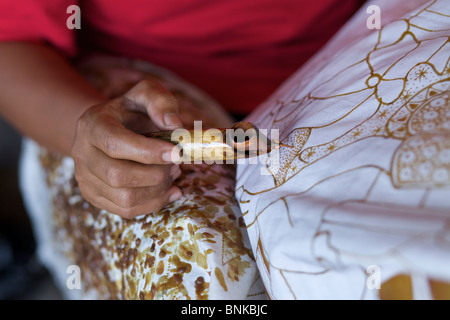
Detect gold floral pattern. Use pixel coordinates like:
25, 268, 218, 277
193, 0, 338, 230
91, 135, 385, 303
236, 0, 450, 299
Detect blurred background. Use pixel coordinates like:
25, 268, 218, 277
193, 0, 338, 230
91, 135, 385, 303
0, 116, 62, 299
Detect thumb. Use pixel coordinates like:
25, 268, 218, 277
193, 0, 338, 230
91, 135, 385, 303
124, 79, 183, 130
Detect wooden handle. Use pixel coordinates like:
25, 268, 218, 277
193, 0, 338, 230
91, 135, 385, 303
143, 121, 276, 162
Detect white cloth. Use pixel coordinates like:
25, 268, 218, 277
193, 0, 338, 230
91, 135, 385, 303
236, 0, 450, 300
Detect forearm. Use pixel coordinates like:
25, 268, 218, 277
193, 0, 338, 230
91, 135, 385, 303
0, 42, 105, 155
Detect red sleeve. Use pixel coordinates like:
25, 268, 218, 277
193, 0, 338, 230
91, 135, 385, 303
0, 0, 78, 57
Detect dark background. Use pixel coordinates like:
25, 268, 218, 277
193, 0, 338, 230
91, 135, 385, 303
0, 117, 61, 299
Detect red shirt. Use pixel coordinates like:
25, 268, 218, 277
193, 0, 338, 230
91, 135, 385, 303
0, 0, 361, 114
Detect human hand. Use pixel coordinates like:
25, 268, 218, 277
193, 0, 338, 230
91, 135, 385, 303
71, 80, 184, 219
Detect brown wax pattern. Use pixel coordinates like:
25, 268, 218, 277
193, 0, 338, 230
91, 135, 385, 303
39, 150, 254, 299
33, 56, 259, 300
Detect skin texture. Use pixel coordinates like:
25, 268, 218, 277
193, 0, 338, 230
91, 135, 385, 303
0, 42, 183, 218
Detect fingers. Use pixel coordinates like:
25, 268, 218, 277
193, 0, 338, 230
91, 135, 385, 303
124, 79, 183, 130
75, 153, 183, 219
73, 137, 183, 218
72, 79, 186, 219
80, 181, 182, 219
76, 103, 181, 164
84, 145, 182, 188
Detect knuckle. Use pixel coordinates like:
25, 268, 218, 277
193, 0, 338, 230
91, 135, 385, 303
118, 208, 134, 220
74, 170, 83, 184
116, 188, 137, 209
127, 174, 142, 188
76, 109, 98, 137
101, 130, 119, 157
138, 79, 157, 89
78, 187, 92, 203
119, 206, 142, 220
71, 149, 82, 165
71, 143, 89, 166
130, 79, 157, 96
106, 166, 125, 187
74, 168, 87, 186
72, 133, 88, 158
76, 113, 89, 132
153, 90, 177, 108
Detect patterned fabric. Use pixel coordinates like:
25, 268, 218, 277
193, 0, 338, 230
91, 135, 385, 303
20, 57, 265, 299
236, 0, 450, 299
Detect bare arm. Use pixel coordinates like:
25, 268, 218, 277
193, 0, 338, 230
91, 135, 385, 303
0, 42, 105, 155
0, 42, 183, 218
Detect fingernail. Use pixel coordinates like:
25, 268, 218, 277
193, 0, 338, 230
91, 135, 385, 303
162, 148, 181, 162
164, 113, 183, 128
169, 188, 182, 202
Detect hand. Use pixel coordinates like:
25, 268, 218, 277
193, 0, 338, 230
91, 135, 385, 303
71, 80, 184, 219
